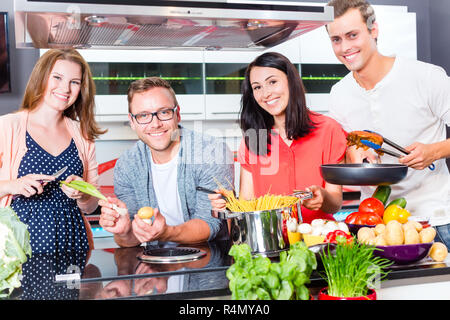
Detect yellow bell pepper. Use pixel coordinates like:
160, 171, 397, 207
383, 204, 411, 224
302, 234, 325, 247
397, 209, 411, 224
287, 231, 302, 245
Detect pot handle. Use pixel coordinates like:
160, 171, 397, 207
217, 211, 241, 219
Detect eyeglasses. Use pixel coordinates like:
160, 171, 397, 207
130, 105, 178, 124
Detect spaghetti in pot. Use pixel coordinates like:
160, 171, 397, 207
220, 189, 299, 213
214, 177, 299, 213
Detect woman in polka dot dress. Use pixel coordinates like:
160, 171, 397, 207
0, 49, 106, 254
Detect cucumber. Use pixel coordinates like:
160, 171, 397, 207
372, 185, 391, 205
386, 197, 407, 209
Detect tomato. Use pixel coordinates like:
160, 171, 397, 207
345, 212, 359, 224
354, 214, 366, 225
346, 211, 383, 225
359, 197, 385, 218
359, 212, 384, 225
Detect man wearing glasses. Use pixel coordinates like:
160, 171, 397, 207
98, 77, 234, 247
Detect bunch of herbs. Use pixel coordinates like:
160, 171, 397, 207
319, 238, 393, 298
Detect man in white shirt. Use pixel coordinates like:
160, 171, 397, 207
326, 0, 450, 247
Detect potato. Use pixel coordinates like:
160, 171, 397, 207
428, 242, 448, 262
137, 206, 154, 224
357, 227, 376, 243
374, 224, 386, 236
364, 237, 376, 245
137, 206, 154, 219
359, 235, 376, 245
385, 220, 404, 245
402, 221, 423, 233
404, 228, 420, 245
374, 234, 387, 246
419, 227, 436, 243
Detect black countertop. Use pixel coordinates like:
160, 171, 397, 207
7, 239, 450, 300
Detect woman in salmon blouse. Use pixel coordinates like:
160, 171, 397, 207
210, 52, 347, 223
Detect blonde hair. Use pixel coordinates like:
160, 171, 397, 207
20, 49, 106, 141
127, 77, 178, 113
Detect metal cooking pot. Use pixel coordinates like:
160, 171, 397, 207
218, 200, 301, 257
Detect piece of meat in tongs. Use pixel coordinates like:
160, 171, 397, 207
346, 130, 385, 155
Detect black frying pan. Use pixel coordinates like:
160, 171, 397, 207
320, 163, 408, 186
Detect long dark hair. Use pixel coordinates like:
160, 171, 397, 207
240, 52, 315, 155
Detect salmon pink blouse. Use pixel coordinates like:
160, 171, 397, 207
237, 112, 347, 223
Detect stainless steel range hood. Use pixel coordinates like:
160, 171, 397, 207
14, 0, 333, 50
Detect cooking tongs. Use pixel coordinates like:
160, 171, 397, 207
197, 186, 313, 201
360, 130, 435, 171
196, 186, 235, 198
292, 190, 313, 201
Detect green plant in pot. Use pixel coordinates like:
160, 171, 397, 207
318, 237, 393, 300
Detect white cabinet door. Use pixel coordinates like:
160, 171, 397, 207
299, 25, 339, 64
205, 94, 241, 120
263, 37, 301, 63
95, 95, 128, 120
77, 49, 204, 63
203, 35, 301, 63
376, 12, 417, 59
95, 94, 205, 121
306, 93, 331, 114
177, 94, 206, 120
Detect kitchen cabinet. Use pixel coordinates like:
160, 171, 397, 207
72, 35, 303, 123
205, 95, 241, 120
89, 60, 348, 122
204, 62, 246, 120
90, 60, 205, 120
301, 63, 349, 112
39, 3, 418, 141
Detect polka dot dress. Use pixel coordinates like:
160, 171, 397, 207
11, 132, 89, 254
20, 250, 87, 300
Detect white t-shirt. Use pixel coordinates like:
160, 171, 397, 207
329, 56, 450, 226
150, 152, 184, 226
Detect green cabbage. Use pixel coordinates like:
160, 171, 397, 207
0, 207, 32, 298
